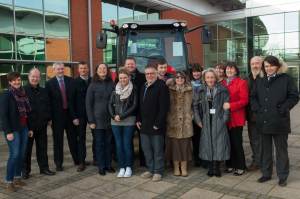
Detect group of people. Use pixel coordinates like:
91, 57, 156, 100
0, 55, 299, 193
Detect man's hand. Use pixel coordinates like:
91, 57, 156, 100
136, 122, 141, 130
6, 133, 14, 141
114, 115, 121, 122
28, 130, 34, 138
73, 119, 80, 126
89, 123, 96, 129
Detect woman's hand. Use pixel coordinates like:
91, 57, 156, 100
114, 115, 121, 122
197, 122, 203, 128
6, 133, 14, 141
89, 123, 96, 129
136, 122, 141, 130
223, 102, 230, 110
28, 130, 34, 138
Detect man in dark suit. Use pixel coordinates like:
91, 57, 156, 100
45, 62, 79, 171
70, 61, 91, 172
22, 68, 55, 179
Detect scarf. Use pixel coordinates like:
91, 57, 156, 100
206, 86, 217, 101
226, 76, 236, 85
9, 86, 31, 117
116, 81, 133, 100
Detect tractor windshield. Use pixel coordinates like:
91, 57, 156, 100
126, 30, 187, 72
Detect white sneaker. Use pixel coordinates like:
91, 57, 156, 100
117, 168, 125, 178
123, 167, 132, 178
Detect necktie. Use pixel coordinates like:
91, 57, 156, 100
59, 78, 68, 109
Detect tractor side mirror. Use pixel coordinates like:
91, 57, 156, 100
201, 26, 212, 44
96, 32, 107, 49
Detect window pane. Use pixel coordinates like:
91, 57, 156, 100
285, 12, 299, 32
0, 34, 15, 59
15, 7, 43, 36
232, 18, 246, 38
44, 0, 68, 15
15, 0, 42, 10
0, 0, 11, 5
0, 4, 13, 34
254, 34, 284, 50
253, 14, 284, 35
208, 24, 217, 40
118, 2, 133, 25
285, 32, 299, 49
45, 38, 70, 61
218, 21, 232, 39
285, 48, 300, 61
134, 6, 147, 21
45, 12, 69, 38
148, 9, 159, 20
102, 22, 117, 65
102, 1, 117, 22
16, 36, 45, 60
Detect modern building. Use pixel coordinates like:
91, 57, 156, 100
0, 0, 300, 89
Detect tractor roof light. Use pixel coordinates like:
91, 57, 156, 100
130, 23, 138, 29
110, 19, 117, 27
173, 22, 180, 27
122, 23, 129, 29
180, 22, 187, 27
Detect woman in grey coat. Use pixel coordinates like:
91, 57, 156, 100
86, 63, 115, 176
193, 68, 230, 177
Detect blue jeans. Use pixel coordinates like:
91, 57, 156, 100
5, 127, 29, 183
111, 125, 135, 169
94, 129, 112, 170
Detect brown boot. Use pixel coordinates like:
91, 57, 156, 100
13, 179, 26, 187
6, 183, 17, 192
77, 163, 86, 172
248, 163, 259, 171
180, 161, 188, 177
173, 161, 181, 176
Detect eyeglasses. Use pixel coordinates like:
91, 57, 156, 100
145, 72, 156, 76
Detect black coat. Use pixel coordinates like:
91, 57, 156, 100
138, 79, 170, 135
0, 89, 31, 135
24, 84, 51, 130
69, 76, 91, 120
251, 72, 299, 134
131, 69, 146, 93
45, 76, 73, 122
108, 86, 138, 120
246, 73, 258, 122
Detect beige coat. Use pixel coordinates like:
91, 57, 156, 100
166, 84, 193, 139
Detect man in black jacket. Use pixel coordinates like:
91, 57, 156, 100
70, 62, 91, 172
137, 65, 170, 182
22, 68, 55, 179
124, 57, 146, 166
46, 62, 79, 171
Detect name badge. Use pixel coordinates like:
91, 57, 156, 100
210, 109, 216, 114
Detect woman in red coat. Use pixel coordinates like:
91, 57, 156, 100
221, 62, 249, 176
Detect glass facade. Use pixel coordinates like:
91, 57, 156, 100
204, 11, 300, 87
101, 0, 160, 66
0, 0, 70, 89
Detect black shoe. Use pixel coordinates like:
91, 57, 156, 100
278, 179, 287, 187
207, 162, 214, 177
213, 162, 221, 177
56, 166, 64, 172
207, 169, 214, 177
257, 176, 271, 183
233, 169, 245, 176
84, 161, 91, 166
40, 169, 56, 176
99, 169, 106, 176
106, 167, 115, 173
22, 173, 30, 179
77, 164, 86, 172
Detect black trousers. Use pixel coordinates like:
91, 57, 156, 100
74, 118, 87, 164
192, 121, 201, 162
23, 126, 50, 174
226, 126, 246, 170
248, 121, 262, 166
261, 133, 289, 180
92, 130, 96, 162
52, 110, 79, 167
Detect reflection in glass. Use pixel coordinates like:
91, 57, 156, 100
0, 4, 13, 34
285, 48, 300, 61
232, 18, 246, 38
45, 38, 70, 61
218, 21, 232, 39
208, 24, 217, 39
134, 9, 147, 21
148, 9, 159, 20
44, 0, 68, 15
0, 34, 15, 59
17, 36, 45, 60
0, 0, 11, 5
45, 12, 69, 37
285, 32, 299, 49
15, 0, 42, 10
118, 3, 133, 25
254, 14, 284, 35
15, 7, 43, 36
102, 1, 117, 22
102, 22, 117, 64
254, 34, 284, 50
285, 12, 299, 32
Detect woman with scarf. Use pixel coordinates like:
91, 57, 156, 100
1, 72, 32, 192
109, 68, 137, 178
165, 71, 193, 177
221, 62, 249, 176
193, 68, 230, 177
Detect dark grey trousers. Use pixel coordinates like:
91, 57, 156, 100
248, 122, 262, 166
140, 134, 164, 175
261, 133, 289, 180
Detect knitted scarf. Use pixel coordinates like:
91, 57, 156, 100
9, 86, 31, 117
